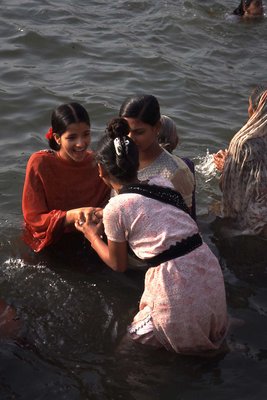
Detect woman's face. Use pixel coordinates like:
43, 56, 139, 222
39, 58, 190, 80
55, 122, 91, 162
123, 117, 159, 153
244, 0, 263, 16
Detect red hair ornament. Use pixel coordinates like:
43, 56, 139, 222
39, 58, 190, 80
45, 127, 53, 140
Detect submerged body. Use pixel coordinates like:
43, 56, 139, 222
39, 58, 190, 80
22, 103, 110, 252
22, 150, 109, 252
104, 176, 228, 354
221, 90, 267, 236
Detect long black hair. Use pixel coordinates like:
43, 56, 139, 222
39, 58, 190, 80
95, 117, 139, 184
119, 94, 161, 126
47, 103, 90, 151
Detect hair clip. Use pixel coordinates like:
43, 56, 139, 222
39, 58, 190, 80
114, 138, 122, 156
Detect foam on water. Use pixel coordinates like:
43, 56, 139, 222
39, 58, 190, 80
195, 148, 218, 182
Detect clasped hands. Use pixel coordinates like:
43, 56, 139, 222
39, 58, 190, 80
74, 207, 104, 243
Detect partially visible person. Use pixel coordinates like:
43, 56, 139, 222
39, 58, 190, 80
75, 117, 229, 355
233, 0, 264, 17
119, 95, 195, 214
0, 299, 21, 340
218, 88, 267, 236
158, 115, 196, 220
213, 86, 264, 172
22, 102, 110, 252
158, 115, 179, 153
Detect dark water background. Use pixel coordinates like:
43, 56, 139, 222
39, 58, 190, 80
0, 1, 267, 399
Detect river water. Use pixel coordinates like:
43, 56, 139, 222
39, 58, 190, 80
0, 1, 267, 399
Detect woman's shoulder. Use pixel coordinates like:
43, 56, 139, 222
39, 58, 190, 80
28, 150, 95, 166
168, 152, 193, 170
27, 149, 56, 166
104, 195, 124, 219
106, 189, 143, 213
145, 148, 178, 173
159, 150, 194, 179
28, 149, 56, 160
148, 175, 174, 189
159, 149, 183, 167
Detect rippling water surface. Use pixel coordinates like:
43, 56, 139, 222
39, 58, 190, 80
0, 1, 267, 399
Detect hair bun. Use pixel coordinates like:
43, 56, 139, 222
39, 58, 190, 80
106, 117, 130, 139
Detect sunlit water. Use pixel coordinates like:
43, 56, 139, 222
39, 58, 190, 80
0, 1, 267, 399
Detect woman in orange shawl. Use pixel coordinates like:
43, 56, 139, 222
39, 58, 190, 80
22, 103, 110, 252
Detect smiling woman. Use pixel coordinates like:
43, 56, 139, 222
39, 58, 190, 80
53, 122, 91, 163
22, 103, 110, 252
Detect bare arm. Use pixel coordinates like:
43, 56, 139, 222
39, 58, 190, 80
91, 237, 128, 272
75, 211, 128, 272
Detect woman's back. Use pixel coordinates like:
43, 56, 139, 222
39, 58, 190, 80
103, 176, 228, 353
104, 176, 196, 259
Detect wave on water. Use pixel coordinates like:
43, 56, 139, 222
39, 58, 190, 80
195, 149, 218, 182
